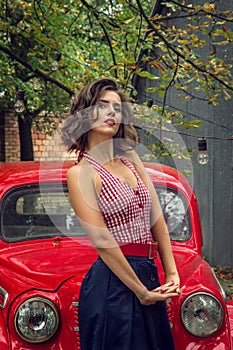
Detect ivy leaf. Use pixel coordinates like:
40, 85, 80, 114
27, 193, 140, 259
183, 119, 203, 129
135, 70, 159, 79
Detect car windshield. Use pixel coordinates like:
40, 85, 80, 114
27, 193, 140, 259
0, 184, 191, 242
155, 186, 191, 241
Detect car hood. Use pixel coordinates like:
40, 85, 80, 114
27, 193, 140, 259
165, 246, 224, 297
0, 238, 97, 294
1, 239, 220, 300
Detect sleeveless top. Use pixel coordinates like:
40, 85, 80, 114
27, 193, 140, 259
82, 152, 152, 244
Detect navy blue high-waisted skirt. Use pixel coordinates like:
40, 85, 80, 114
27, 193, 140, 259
78, 256, 175, 350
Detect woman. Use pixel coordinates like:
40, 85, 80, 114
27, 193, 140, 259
61, 78, 180, 350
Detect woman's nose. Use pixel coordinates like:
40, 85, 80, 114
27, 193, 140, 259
108, 104, 116, 114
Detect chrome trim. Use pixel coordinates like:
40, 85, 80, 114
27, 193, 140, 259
180, 291, 224, 337
72, 301, 79, 307
14, 296, 59, 343
211, 267, 227, 301
0, 286, 8, 308
72, 301, 79, 333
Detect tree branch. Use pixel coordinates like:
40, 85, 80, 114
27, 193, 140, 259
0, 44, 74, 96
79, 0, 118, 78
168, 0, 233, 22
162, 55, 179, 114
135, 0, 233, 92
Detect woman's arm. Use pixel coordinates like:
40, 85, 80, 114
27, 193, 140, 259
125, 151, 180, 291
67, 163, 179, 304
151, 214, 180, 289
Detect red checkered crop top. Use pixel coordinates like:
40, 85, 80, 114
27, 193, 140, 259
82, 152, 153, 244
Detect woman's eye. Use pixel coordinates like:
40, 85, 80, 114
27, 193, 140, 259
98, 102, 121, 113
114, 106, 121, 113
98, 103, 107, 109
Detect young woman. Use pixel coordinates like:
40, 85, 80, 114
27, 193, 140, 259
61, 78, 180, 350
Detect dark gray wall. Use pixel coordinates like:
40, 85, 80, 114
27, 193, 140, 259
134, 1, 233, 267
136, 77, 233, 267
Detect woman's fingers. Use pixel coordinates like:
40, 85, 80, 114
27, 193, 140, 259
140, 290, 179, 305
162, 285, 180, 293
139, 281, 181, 305
152, 281, 181, 295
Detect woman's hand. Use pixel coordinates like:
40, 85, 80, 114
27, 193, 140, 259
137, 282, 180, 306
155, 280, 181, 294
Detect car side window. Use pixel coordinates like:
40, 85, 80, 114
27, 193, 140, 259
155, 186, 191, 241
1, 184, 191, 242
1, 184, 85, 242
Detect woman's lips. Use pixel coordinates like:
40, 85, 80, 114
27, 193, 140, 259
104, 118, 116, 126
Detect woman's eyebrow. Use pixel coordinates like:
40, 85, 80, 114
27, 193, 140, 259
99, 99, 121, 105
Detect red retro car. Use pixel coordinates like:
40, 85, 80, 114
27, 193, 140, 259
0, 160, 232, 350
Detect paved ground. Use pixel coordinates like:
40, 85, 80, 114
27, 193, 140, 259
214, 267, 233, 300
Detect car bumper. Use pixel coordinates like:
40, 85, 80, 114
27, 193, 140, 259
227, 300, 233, 348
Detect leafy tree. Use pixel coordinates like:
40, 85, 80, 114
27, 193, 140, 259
135, 0, 233, 105
0, 0, 154, 159
132, 0, 233, 162
0, 0, 232, 160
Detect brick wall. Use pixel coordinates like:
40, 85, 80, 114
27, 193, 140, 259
0, 111, 5, 161
3, 111, 20, 162
0, 111, 75, 162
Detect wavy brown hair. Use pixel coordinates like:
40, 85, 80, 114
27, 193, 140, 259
61, 78, 138, 155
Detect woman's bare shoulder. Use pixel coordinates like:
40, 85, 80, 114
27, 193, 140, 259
66, 163, 81, 179
67, 159, 96, 183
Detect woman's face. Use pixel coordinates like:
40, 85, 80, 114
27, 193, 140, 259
89, 90, 122, 138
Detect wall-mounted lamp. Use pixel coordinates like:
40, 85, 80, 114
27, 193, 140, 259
51, 52, 62, 71
14, 90, 26, 113
146, 99, 153, 108
197, 137, 209, 165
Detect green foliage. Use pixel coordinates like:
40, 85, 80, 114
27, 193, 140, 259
133, 103, 197, 169
0, 0, 153, 128
0, 0, 232, 157
140, 0, 233, 106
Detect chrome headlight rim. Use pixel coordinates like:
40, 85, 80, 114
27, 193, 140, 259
180, 291, 224, 338
14, 296, 59, 344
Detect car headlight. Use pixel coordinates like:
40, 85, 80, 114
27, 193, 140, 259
14, 297, 59, 343
181, 292, 224, 337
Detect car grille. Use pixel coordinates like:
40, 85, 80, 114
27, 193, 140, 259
166, 299, 174, 329
72, 301, 81, 349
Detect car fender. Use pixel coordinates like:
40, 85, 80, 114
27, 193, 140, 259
0, 310, 10, 349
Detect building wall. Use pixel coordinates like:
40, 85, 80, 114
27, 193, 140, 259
134, 1, 233, 267
3, 111, 20, 161
0, 111, 74, 162
0, 111, 5, 161
136, 76, 233, 268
